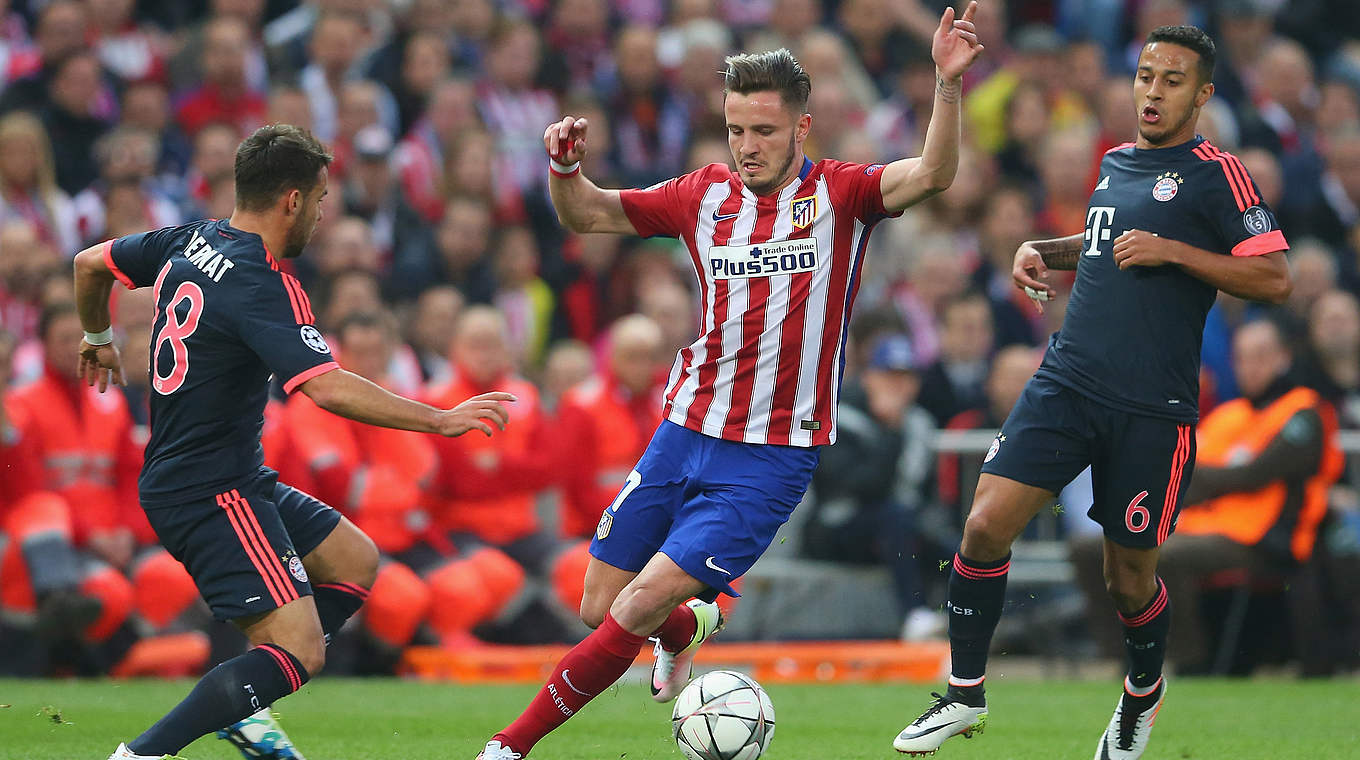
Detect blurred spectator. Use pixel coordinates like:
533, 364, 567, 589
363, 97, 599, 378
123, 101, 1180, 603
120, 79, 192, 185
72, 127, 183, 245
803, 334, 942, 639
995, 80, 1051, 188
492, 225, 555, 368
392, 194, 497, 303
918, 291, 996, 426
1036, 127, 1098, 236
835, 0, 927, 97
2, 302, 199, 673
89, 0, 166, 83
0, 111, 79, 256
0, 0, 87, 113
40, 50, 114, 196
0, 220, 60, 344
175, 15, 267, 137
1073, 319, 1343, 672
540, 339, 595, 410
477, 19, 557, 201
405, 284, 464, 384
889, 237, 973, 369
972, 184, 1042, 347
542, 0, 612, 93
1299, 289, 1360, 427
555, 314, 668, 540
937, 345, 1043, 516
966, 24, 1089, 155
300, 9, 378, 143
1283, 240, 1340, 326
393, 76, 478, 222
638, 280, 698, 358
266, 82, 314, 135
600, 25, 689, 187
167, 0, 270, 97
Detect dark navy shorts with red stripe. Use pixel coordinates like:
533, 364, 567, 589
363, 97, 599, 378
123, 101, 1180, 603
980, 374, 1195, 549
143, 467, 341, 620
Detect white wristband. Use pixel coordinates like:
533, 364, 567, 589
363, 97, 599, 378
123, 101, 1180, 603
548, 157, 580, 177
83, 327, 114, 346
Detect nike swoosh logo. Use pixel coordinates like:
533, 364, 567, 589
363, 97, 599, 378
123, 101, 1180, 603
901, 722, 955, 739
712, 211, 740, 222
705, 556, 731, 575
561, 669, 590, 696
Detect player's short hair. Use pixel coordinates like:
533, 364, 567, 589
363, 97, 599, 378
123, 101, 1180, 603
722, 49, 811, 114
1145, 25, 1215, 84
234, 124, 333, 212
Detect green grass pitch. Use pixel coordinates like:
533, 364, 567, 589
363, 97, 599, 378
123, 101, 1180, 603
2, 675, 1357, 759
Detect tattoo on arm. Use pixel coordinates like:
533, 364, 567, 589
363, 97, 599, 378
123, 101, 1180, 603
1030, 234, 1085, 270
935, 75, 961, 104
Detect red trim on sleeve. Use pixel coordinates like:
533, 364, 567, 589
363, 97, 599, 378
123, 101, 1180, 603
283, 361, 339, 394
1231, 229, 1288, 257
102, 240, 136, 290
1104, 141, 1135, 155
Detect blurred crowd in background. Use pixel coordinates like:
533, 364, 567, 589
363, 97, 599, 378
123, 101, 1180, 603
1, 0, 1358, 679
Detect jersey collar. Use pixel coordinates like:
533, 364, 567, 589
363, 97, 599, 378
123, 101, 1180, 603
1133, 134, 1205, 156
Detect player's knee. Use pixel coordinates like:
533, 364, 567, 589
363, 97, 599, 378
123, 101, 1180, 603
610, 581, 687, 632
1103, 568, 1157, 613
350, 530, 381, 589
294, 637, 326, 677
579, 594, 607, 629
960, 511, 1010, 560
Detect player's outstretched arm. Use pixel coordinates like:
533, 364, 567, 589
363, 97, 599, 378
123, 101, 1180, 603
72, 242, 127, 392
878, 2, 984, 212
544, 116, 637, 235
300, 368, 516, 437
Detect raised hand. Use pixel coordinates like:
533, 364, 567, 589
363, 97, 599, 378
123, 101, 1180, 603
932, 2, 985, 81
435, 391, 516, 437
78, 339, 127, 393
1012, 242, 1053, 314
543, 115, 590, 166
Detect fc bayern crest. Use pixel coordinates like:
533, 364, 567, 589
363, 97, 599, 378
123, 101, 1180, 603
1152, 172, 1182, 202
984, 434, 1002, 463
287, 554, 308, 583
791, 195, 817, 229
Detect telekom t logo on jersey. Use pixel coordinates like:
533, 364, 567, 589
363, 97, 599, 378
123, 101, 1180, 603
1084, 206, 1117, 257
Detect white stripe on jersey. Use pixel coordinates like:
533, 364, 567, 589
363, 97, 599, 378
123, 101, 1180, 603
669, 181, 732, 420
788, 176, 834, 446
741, 185, 800, 443
700, 192, 758, 438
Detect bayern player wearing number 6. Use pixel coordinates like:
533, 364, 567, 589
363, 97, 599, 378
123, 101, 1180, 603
894, 25, 1292, 760
473, 6, 985, 760
72, 124, 516, 760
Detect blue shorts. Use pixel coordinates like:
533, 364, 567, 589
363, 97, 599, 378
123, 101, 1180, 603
981, 374, 1195, 548
589, 421, 820, 598
143, 467, 341, 620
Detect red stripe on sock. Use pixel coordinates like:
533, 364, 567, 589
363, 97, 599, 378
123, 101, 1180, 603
317, 582, 370, 600
218, 492, 287, 607
1119, 580, 1168, 627
953, 553, 1010, 580
257, 644, 301, 692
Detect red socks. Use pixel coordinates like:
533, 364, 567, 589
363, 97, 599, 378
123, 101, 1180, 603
495, 613, 646, 754
652, 602, 698, 652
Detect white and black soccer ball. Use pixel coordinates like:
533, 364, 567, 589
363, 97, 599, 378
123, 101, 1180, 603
671, 670, 775, 760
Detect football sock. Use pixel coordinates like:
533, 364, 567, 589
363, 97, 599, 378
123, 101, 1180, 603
652, 603, 698, 652
1118, 576, 1170, 691
128, 644, 309, 756
945, 551, 1010, 698
313, 582, 370, 643
495, 612, 646, 754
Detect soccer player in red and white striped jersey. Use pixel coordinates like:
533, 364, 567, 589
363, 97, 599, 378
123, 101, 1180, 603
476, 5, 985, 760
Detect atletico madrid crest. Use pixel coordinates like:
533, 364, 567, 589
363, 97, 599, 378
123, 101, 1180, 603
791, 195, 817, 229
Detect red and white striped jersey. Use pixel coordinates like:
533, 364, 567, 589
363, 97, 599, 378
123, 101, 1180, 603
620, 157, 900, 447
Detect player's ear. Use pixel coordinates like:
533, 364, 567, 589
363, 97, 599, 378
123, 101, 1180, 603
796, 113, 811, 143
1195, 81, 1214, 108
285, 188, 302, 216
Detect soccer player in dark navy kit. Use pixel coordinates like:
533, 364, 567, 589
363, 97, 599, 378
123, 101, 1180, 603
73, 125, 515, 760
896, 26, 1291, 760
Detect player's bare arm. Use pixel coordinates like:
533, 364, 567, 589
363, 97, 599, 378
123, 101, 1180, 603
1012, 233, 1083, 313
1112, 229, 1291, 303
299, 368, 515, 438
878, 1, 985, 212
543, 116, 636, 235
72, 242, 128, 392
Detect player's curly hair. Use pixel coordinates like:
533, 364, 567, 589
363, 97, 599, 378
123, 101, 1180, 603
1146, 25, 1215, 84
234, 124, 333, 212
722, 49, 811, 113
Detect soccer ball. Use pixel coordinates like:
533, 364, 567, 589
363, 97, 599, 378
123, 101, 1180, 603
671, 670, 775, 760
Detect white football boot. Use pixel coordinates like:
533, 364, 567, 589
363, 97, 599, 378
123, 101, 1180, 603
650, 598, 725, 702
476, 739, 523, 759
216, 707, 307, 759
106, 742, 186, 759
1092, 679, 1166, 760
893, 692, 988, 755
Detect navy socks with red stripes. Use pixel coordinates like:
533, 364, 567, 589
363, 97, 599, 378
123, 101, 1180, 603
1119, 577, 1170, 691
313, 582, 370, 644
944, 551, 1010, 705
128, 644, 309, 756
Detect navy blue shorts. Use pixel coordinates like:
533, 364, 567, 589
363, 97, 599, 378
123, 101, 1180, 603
980, 374, 1195, 548
143, 468, 341, 620
590, 421, 820, 599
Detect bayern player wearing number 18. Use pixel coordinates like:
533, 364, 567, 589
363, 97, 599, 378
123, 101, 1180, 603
474, 5, 985, 760
894, 26, 1292, 760
72, 124, 515, 760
